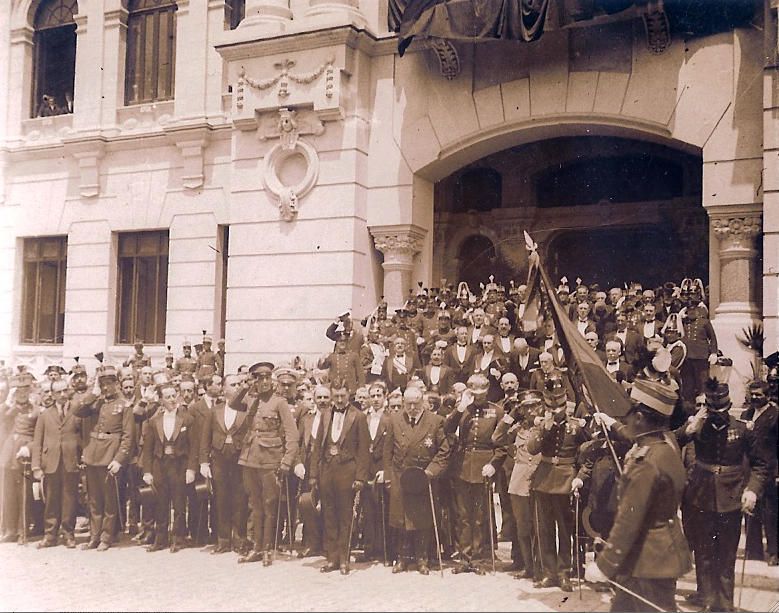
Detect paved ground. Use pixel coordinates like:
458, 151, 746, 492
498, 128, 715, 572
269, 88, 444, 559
1, 538, 777, 612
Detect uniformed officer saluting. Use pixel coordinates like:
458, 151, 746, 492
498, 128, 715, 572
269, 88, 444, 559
585, 379, 693, 612
232, 361, 298, 566
73, 364, 134, 551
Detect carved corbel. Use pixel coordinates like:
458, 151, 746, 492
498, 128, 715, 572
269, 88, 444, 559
63, 138, 106, 198
164, 123, 211, 190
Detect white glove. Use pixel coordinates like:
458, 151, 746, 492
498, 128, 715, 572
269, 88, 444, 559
143, 473, 153, 485
571, 477, 584, 493
481, 464, 496, 479
417, 337, 425, 346
708, 353, 718, 365
542, 411, 555, 431
592, 412, 616, 430
92, 381, 102, 396
107, 460, 121, 475
16, 446, 30, 459
185, 469, 195, 485
458, 390, 474, 413
375, 470, 385, 484
687, 407, 707, 435
293, 463, 306, 480
200, 463, 212, 480
741, 490, 757, 514
489, 367, 501, 378
584, 561, 608, 584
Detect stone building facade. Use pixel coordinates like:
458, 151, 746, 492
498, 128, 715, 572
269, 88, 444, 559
1, 0, 777, 404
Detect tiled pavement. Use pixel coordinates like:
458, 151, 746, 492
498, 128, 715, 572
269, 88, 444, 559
1, 538, 777, 612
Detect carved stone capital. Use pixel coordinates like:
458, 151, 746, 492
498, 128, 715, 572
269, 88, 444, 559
370, 225, 427, 267
711, 215, 762, 250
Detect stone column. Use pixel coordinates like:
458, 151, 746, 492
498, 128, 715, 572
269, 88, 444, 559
369, 224, 426, 311
305, 0, 366, 27
238, 0, 292, 30
710, 212, 763, 407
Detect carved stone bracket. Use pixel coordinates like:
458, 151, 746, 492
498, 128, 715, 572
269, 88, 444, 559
63, 137, 106, 198
164, 123, 212, 190
428, 38, 460, 80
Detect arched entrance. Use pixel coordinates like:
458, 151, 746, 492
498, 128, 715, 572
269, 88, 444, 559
433, 135, 707, 290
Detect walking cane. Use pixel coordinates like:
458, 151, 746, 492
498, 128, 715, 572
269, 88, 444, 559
379, 483, 388, 567
345, 490, 361, 574
427, 480, 444, 578
573, 490, 582, 600
274, 478, 283, 560
533, 494, 545, 579
738, 512, 751, 610
20, 460, 29, 545
285, 477, 294, 558
485, 478, 496, 575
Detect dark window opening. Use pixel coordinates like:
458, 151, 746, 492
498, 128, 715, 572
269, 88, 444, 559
21, 236, 67, 344
125, 0, 177, 105
32, 0, 78, 118
226, 0, 245, 29
454, 167, 502, 212
117, 231, 169, 344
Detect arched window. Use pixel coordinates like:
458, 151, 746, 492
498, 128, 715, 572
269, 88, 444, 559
125, 0, 177, 105
225, 0, 245, 29
32, 0, 78, 118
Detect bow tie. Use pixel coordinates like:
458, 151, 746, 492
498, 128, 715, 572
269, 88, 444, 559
396, 354, 405, 360
333, 407, 346, 414
608, 362, 618, 367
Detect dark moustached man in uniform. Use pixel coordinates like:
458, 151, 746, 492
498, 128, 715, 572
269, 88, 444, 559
585, 379, 693, 612
232, 362, 298, 566
73, 364, 134, 551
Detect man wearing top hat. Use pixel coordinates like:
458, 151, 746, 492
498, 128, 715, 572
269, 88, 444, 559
585, 379, 693, 612
444, 373, 507, 574
674, 378, 768, 611
0, 372, 39, 543
231, 362, 298, 566
72, 364, 134, 551
142, 380, 198, 553
381, 385, 450, 575
31, 379, 81, 548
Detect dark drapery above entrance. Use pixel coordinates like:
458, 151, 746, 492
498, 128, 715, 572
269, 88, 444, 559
390, 0, 757, 56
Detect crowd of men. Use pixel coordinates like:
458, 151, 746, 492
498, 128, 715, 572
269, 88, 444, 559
0, 276, 777, 613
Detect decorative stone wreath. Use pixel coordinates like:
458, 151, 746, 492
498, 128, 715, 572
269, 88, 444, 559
261, 138, 319, 222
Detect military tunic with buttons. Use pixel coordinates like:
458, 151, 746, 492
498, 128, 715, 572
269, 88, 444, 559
0, 400, 39, 538
444, 400, 506, 564
175, 356, 197, 376
596, 434, 692, 613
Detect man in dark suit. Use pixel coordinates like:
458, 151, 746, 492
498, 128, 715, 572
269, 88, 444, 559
443, 326, 477, 384
142, 381, 199, 553
605, 310, 644, 367
199, 374, 250, 555
295, 386, 327, 557
467, 308, 496, 345
31, 380, 81, 548
309, 381, 370, 574
509, 338, 540, 389
381, 336, 421, 393
382, 386, 450, 575
494, 317, 516, 356
421, 343, 456, 396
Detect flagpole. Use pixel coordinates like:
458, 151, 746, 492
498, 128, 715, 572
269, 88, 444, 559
523, 232, 625, 476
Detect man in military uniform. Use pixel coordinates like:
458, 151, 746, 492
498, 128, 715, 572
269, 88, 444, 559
232, 362, 298, 566
444, 373, 507, 574
196, 334, 220, 385
123, 341, 151, 376
73, 364, 134, 551
527, 374, 590, 591
676, 378, 767, 611
0, 373, 39, 543
326, 312, 364, 354
382, 386, 450, 575
309, 380, 370, 574
142, 381, 198, 553
680, 304, 719, 403
274, 367, 301, 550
585, 379, 692, 612
162, 347, 176, 380
175, 341, 197, 376
322, 333, 364, 395
199, 374, 250, 555
31, 379, 81, 548
360, 322, 388, 384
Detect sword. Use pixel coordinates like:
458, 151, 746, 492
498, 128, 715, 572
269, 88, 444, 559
533, 494, 545, 579
607, 579, 665, 612
345, 489, 361, 574
738, 511, 752, 610
485, 478, 496, 575
274, 478, 283, 560
285, 476, 294, 558
109, 472, 124, 533
573, 490, 582, 600
379, 482, 388, 567
21, 460, 29, 545
428, 479, 444, 578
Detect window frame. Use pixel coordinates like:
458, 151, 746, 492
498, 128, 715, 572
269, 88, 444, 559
116, 230, 169, 345
124, 0, 177, 106
31, 0, 78, 118
20, 236, 68, 345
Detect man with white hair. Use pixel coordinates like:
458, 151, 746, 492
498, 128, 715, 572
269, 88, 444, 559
382, 386, 450, 575
510, 338, 540, 390
529, 352, 575, 402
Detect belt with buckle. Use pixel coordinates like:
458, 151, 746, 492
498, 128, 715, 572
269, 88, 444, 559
328, 446, 339, 457
696, 460, 741, 474
540, 455, 575, 465
164, 445, 174, 455
91, 432, 118, 440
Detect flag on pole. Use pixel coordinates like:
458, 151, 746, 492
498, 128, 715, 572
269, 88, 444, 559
523, 232, 632, 418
